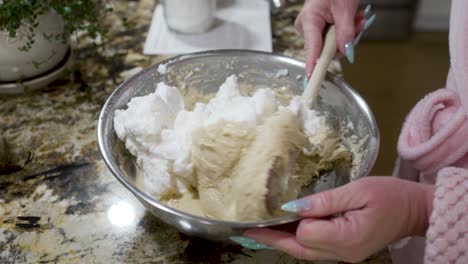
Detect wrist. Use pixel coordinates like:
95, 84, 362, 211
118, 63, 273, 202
407, 182, 435, 236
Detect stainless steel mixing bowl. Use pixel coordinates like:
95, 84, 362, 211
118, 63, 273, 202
97, 50, 380, 241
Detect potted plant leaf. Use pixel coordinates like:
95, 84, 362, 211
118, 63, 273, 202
0, 0, 110, 90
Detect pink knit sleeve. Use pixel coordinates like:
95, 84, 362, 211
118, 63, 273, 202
425, 167, 468, 264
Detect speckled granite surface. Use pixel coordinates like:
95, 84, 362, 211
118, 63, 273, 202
0, 1, 391, 263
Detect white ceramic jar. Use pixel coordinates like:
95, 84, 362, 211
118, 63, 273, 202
0, 10, 68, 82
162, 0, 217, 34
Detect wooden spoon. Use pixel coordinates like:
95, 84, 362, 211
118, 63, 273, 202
303, 25, 337, 108
265, 25, 338, 214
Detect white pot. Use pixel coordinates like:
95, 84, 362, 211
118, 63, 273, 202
0, 10, 68, 82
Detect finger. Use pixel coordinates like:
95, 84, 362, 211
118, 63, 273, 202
281, 181, 366, 218
334, 17, 365, 60
356, 17, 366, 33
244, 228, 338, 260
352, 18, 367, 46
301, 13, 326, 78
295, 217, 357, 248
331, 0, 359, 61
356, 9, 364, 21
353, 13, 377, 46
355, 8, 366, 32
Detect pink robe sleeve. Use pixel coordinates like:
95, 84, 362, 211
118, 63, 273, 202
425, 167, 468, 264
396, 89, 468, 181
395, 0, 468, 178
390, 0, 468, 263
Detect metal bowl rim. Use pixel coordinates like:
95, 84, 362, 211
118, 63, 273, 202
97, 49, 380, 228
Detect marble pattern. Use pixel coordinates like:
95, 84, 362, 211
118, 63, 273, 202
0, 1, 390, 263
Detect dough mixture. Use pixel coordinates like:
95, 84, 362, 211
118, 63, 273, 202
114, 75, 349, 221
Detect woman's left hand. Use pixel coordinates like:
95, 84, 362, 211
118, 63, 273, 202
239, 177, 434, 262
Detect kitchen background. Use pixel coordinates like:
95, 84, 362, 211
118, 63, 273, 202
348, 0, 450, 175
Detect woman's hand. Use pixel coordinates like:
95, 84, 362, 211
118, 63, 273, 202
235, 177, 434, 262
295, 0, 375, 77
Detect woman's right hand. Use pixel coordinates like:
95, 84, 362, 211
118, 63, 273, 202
295, 0, 375, 78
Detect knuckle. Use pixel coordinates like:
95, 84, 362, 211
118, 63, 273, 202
296, 220, 315, 245
306, 14, 323, 28
332, 218, 363, 249
354, 178, 378, 199
354, 178, 374, 193
355, 177, 371, 186
317, 190, 335, 211
332, 220, 355, 248
333, 218, 348, 238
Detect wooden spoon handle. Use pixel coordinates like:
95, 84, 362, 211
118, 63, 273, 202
302, 25, 337, 107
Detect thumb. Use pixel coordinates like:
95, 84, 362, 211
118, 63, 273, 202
281, 181, 366, 218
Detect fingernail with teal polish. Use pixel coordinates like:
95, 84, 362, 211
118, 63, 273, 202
230, 236, 255, 244
229, 236, 273, 250
303, 77, 308, 90
281, 197, 312, 213
242, 242, 274, 250
353, 31, 363, 46
364, 4, 372, 18
364, 14, 376, 31
344, 42, 354, 64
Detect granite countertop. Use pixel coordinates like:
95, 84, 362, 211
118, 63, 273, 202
0, 1, 390, 263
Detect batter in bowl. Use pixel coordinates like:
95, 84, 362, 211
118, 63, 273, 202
114, 75, 350, 221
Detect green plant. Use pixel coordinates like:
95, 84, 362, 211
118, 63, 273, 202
0, 0, 112, 51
